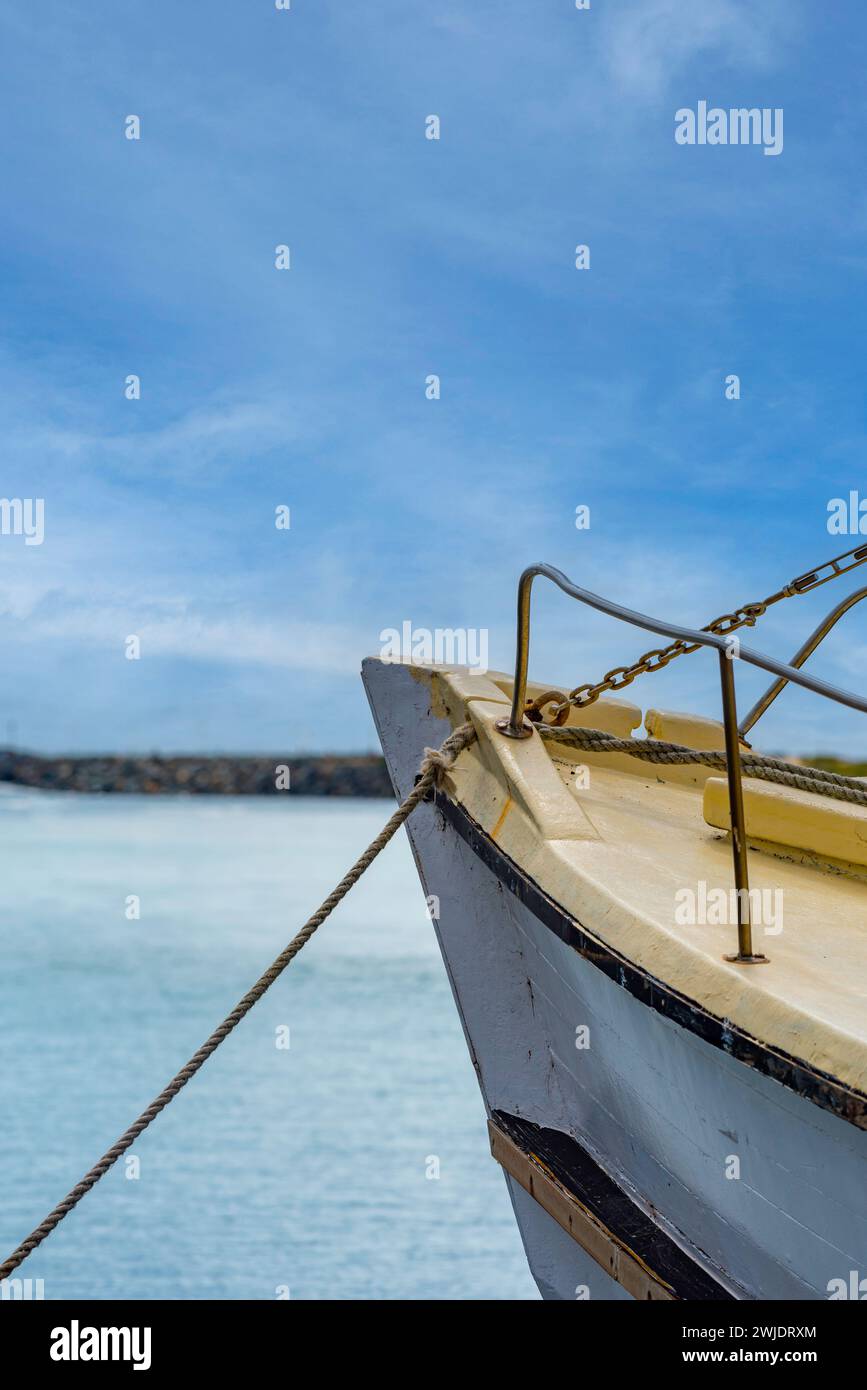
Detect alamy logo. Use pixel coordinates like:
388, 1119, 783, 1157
1, 1277, 44, 1299
675, 102, 783, 157
828, 1271, 867, 1299
675, 881, 783, 935
827, 492, 867, 535
50, 1320, 151, 1370
0, 497, 44, 545
380, 622, 489, 674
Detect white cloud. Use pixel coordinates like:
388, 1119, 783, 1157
604, 0, 795, 98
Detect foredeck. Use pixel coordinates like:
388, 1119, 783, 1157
415, 662, 867, 1109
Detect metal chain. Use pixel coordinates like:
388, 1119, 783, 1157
533, 602, 768, 725
526, 542, 867, 727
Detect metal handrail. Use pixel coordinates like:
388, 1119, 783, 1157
495, 564, 867, 966
739, 585, 867, 739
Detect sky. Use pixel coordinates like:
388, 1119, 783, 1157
2, 0, 867, 754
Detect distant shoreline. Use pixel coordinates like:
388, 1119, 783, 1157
0, 750, 394, 797
2, 748, 860, 799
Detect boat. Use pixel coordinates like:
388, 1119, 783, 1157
362, 548, 867, 1301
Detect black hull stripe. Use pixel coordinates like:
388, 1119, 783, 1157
491, 1110, 736, 1300
432, 789, 867, 1131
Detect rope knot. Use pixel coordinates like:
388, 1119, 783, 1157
419, 721, 478, 792
420, 746, 455, 787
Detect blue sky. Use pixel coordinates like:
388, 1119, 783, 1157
2, 0, 867, 754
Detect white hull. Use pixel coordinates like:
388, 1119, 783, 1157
364, 659, 867, 1301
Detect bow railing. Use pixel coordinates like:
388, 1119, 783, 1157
739, 585, 867, 739
496, 561, 867, 965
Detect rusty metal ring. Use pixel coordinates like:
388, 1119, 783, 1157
524, 690, 571, 724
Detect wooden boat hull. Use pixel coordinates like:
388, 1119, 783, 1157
363, 658, 867, 1301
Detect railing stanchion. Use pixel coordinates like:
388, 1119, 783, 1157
718, 652, 768, 964
497, 569, 536, 739
739, 584, 867, 739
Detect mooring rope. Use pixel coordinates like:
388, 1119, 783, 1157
0, 722, 478, 1282
4, 711, 863, 1280
537, 724, 867, 807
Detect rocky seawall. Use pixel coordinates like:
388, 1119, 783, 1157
0, 750, 393, 797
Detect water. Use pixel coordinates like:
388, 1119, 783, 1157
0, 787, 538, 1300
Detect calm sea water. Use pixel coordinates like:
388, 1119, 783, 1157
0, 787, 537, 1300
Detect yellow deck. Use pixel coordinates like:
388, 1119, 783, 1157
414, 663, 867, 1099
